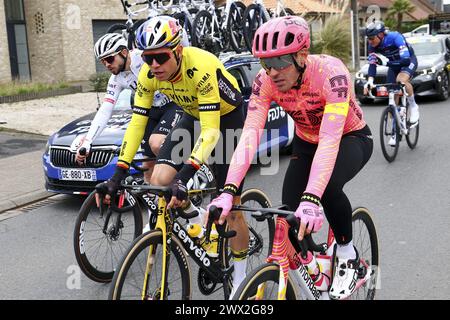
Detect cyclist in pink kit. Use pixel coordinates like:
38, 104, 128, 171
208, 16, 373, 300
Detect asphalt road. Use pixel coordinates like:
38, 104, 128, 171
0, 130, 47, 159
0, 96, 449, 300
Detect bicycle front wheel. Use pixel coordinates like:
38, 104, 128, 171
73, 190, 143, 283
233, 263, 298, 300
109, 230, 191, 300
351, 207, 379, 300
240, 188, 275, 272
379, 106, 399, 162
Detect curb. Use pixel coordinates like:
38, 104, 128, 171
0, 190, 54, 214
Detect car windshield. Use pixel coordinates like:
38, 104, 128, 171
409, 39, 444, 56
115, 89, 132, 110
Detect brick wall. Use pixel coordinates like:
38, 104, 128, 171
23, 0, 142, 82
24, 0, 65, 82
0, 1, 12, 83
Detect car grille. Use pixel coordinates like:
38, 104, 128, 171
50, 147, 116, 168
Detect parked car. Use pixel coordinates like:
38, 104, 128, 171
403, 24, 429, 38
43, 53, 295, 195
355, 35, 450, 103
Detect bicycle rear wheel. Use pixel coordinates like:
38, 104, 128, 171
379, 106, 399, 162
192, 10, 213, 50
242, 4, 268, 52
227, 1, 246, 53
109, 229, 191, 300
232, 262, 298, 300
406, 106, 419, 149
73, 190, 143, 283
350, 207, 379, 300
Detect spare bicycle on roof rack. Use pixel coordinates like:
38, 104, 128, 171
241, 0, 294, 52
192, 0, 248, 55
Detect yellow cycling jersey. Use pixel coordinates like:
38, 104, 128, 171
118, 46, 243, 167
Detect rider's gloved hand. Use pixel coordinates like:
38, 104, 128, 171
168, 163, 198, 208
95, 165, 128, 206
363, 77, 375, 96
295, 193, 324, 241
367, 53, 378, 65
207, 185, 236, 225
373, 53, 389, 66
75, 138, 92, 165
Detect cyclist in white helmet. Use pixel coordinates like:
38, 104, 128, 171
76, 32, 183, 184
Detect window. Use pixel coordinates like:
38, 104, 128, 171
4, 0, 25, 21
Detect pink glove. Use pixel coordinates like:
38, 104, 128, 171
295, 196, 324, 240
207, 192, 234, 225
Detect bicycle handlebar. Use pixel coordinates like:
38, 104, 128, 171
232, 205, 327, 255
205, 205, 237, 241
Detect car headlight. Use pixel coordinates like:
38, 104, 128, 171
44, 141, 50, 155
421, 66, 437, 75
355, 72, 366, 80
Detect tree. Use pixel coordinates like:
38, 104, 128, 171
387, 0, 416, 32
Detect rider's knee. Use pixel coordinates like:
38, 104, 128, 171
149, 135, 165, 156
149, 165, 176, 186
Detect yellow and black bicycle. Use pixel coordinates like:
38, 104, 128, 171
107, 182, 274, 300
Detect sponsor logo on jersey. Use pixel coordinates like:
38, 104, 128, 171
187, 67, 198, 79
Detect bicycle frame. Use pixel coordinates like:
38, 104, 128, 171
257, 215, 373, 300
131, 186, 234, 299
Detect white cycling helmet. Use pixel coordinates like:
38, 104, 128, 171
94, 33, 128, 60
136, 15, 183, 50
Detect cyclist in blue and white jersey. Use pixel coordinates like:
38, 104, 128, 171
364, 20, 420, 145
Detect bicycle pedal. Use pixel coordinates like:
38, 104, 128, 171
357, 266, 367, 279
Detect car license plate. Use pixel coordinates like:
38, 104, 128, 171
59, 169, 97, 181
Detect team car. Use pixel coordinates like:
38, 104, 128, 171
43, 53, 295, 195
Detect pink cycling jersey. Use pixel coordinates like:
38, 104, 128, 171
226, 54, 367, 199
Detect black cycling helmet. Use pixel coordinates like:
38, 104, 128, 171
365, 20, 385, 37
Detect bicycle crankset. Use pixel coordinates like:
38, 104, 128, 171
197, 269, 217, 295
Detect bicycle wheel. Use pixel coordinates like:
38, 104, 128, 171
406, 107, 419, 149
233, 262, 298, 300
106, 23, 126, 33
227, 2, 246, 53
173, 10, 197, 46
73, 190, 143, 283
350, 207, 379, 300
240, 188, 275, 272
280, 7, 295, 16
379, 106, 399, 162
242, 4, 268, 52
109, 229, 191, 300
192, 10, 212, 50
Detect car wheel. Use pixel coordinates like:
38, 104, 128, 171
437, 71, 449, 101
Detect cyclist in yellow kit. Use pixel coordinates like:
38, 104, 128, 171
97, 16, 251, 296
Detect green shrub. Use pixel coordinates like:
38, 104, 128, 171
0, 81, 69, 97
89, 72, 110, 92
311, 15, 352, 65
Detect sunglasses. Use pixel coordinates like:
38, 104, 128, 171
260, 54, 295, 71
101, 52, 120, 65
142, 51, 172, 66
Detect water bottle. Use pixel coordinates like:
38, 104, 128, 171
300, 251, 329, 291
399, 106, 407, 128
187, 223, 205, 239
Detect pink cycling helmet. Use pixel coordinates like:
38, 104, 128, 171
252, 16, 310, 58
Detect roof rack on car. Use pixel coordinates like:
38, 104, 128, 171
219, 51, 254, 64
